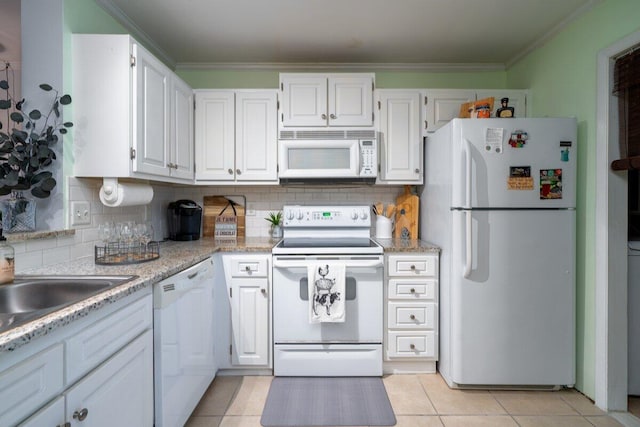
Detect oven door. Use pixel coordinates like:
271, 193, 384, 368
272, 255, 384, 343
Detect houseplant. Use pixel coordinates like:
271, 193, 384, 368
265, 211, 283, 239
0, 79, 72, 231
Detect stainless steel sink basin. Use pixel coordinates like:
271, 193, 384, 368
0, 275, 137, 333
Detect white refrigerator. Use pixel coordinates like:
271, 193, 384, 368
421, 118, 576, 388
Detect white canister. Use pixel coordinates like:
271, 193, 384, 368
375, 215, 393, 239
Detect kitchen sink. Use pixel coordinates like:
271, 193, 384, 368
0, 275, 137, 333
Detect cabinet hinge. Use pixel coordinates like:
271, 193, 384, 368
281, 113, 283, 123
377, 100, 381, 110
229, 288, 232, 298
372, 81, 375, 91
277, 100, 280, 110
229, 344, 232, 355
280, 82, 283, 91
130, 147, 136, 159
378, 163, 381, 173
424, 95, 428, 105
277, 164, 279, 173
130, 54, 136, 68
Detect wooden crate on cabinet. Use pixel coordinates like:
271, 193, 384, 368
384, 253, 439, 374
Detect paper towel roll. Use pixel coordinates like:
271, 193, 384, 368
99, 178, 154, 207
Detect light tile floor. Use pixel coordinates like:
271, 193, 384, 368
186, 374, 634, 427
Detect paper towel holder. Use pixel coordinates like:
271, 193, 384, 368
99, 177, 154, 207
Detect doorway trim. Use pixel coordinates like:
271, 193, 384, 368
595, 30, 640, 412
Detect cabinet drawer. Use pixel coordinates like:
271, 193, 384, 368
0, 344, 64, 427
387, 331, 436, 359
228, 256, 269, 277
388, 255, 437, 277
388, 302, 437, 329
65, 294, 152, 384
388, 278, 436, 300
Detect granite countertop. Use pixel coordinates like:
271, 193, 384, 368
0, 236, 437, 352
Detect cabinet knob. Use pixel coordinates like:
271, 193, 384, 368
330, 113, 337, 119
410, 265, 416, 270
415, 168, 420, 173
245, 266, 251, 272
410, 314, 416, 320
410, 288, 416, 293
236, 169, 242, 175
73, 408, 89, 422
409, 344, 416, 350
228, 168, 234, 175
261, 288, 266, 294
321, 113, 327, 120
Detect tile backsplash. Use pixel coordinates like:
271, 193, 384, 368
14, 177, 405, 272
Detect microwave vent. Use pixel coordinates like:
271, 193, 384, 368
278, 130, 375, 140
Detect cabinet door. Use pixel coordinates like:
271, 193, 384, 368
377, 90, 422, 183
18, 396, 65, 427
475, 89, 528, 119
195, 90, 236, 180
171, 76, 195, 180
65, 330, 153, 427
328, 76, 373, 126
133, 43, 171, 177
235, 91, 278, 182
424, 89, 476, 134
230, 278, 269, 366
280, 75, 327, 127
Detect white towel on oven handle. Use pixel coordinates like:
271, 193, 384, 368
308, 262, 346, 323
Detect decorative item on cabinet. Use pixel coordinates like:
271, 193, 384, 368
496, 97, 515, 118
203, 196, 246, 239
265, 211, 283, 239
395, 186, 419, 240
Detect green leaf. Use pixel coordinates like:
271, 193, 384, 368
0, 80, 8, 90
28, 109, 42, 120
60, 94, 72, 105
31, 171, 52, 184
0, 187, 11, 196
31, 187, 50, 199
59, 129, 67, 135
0, 99, 11, 110
39, 84, 53, 91
40, 177, 56, 191
63, 122, 73, 128
10, 112, 24, 123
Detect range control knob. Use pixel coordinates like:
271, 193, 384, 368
296, 210, 304, 220
286, 210, 295, 220
360, 210, 368, 220
351, 210, 359, 220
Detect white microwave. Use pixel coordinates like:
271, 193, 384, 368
278, 139, 377, 183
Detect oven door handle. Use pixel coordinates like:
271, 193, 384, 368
272, 258, 384, 269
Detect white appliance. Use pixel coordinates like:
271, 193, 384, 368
278, 137, 377, 183
272, 205, 384, 376
629, 242, 640, 395
154, 257, 216, 427
421, 118, 576, 388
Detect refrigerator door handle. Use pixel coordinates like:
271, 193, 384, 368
463, 138, 472, 207
463, 210, 473, 278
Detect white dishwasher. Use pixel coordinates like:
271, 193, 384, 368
154, 257, 216, 427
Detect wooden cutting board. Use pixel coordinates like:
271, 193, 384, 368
394, 185, 419, 239
203, 196, 246, 238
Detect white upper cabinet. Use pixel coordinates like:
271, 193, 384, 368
195, 90, 278, 183
280, 73, 374, 127
423, 89, 529, 134
376, 90, 423, 184
423, 89, 476, 135
72, 34, 194, 183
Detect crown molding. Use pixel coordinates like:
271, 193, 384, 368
95, 0, 176, 68
175, 62, 506, 72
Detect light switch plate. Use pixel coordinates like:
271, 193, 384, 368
71, 201, 91, 226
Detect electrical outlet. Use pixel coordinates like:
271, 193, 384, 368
71, 201, 91, 226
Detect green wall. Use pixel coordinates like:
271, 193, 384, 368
507, 0, 640, 398
177, 68, 507, 89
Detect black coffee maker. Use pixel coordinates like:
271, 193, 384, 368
167, 200, 202, 241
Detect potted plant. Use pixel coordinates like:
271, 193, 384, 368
265, 211, 283, 239
0, 79, 72, 232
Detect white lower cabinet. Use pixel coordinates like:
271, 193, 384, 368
0, 291, 153, 427
384, 253, 439, 373
220, 254, 271, 368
